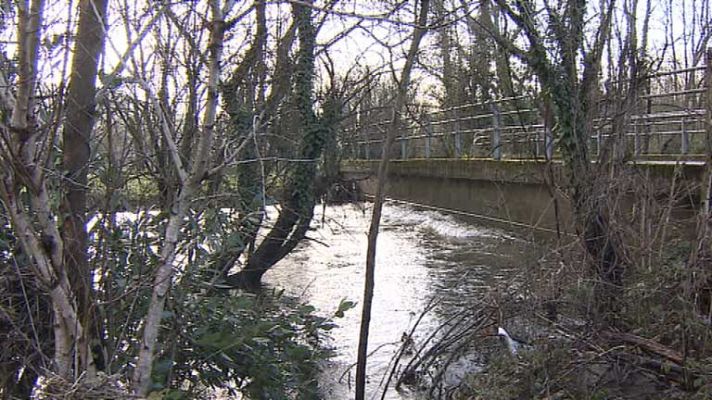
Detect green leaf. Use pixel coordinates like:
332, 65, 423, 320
334, 299, 356, 318
300, 304, 317, 314
163, 389, 188, 400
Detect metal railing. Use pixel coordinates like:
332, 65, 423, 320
343, 59, 711, 162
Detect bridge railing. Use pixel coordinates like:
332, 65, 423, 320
344, 54, 711, 162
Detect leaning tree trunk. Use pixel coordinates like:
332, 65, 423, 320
213, 0, 269, 280
229, 0, 327, 289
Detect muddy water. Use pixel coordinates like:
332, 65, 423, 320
264, 202, 534, 399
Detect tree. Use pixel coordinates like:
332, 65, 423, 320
221, 0, 342, 289
355, 0, 431, 398
492, 0, 624, 318
1, 0, 363, 395
0, 0, 107, 380
132, 1, 231, 394
60, 0, 110, 376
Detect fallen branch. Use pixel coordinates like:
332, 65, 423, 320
602, 331, 684, 365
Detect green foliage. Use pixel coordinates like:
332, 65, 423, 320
160, 290, 347, 399
334, 299, 356, 318
0, 210, 51, 398
88, 211, 164, 370
85, 207, 351, 399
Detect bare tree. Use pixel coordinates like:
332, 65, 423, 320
355, 0, 431, 398
492, 0, 624, 319
131, 0, 233, 395
0, 0, 87, 379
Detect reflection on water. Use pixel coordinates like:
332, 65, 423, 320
264, 202, 533, 399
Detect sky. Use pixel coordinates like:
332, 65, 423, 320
0, 0, 708, 106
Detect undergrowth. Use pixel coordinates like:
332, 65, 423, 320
450, 231, 712, 400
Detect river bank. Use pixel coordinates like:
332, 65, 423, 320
267, 200, 712, 399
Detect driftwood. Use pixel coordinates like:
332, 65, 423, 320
601, 331, 712, 389
602, 331, 684, 365
539, 316, 708, 389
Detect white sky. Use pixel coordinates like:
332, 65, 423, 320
0, 0, 708, 105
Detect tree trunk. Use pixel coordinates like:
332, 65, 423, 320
433, 0, 457, 105
132, 192, 192, 395
0, 0, 89, 379
132, 2, 228, 395
230, 0, 325, 289
494, 0, 625, 322
492, 3, 515, 99
61, 0, 109, 375
215, 0, 269, 280
355, 1, 430, 398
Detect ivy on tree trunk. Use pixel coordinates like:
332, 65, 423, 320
228, 0, 332, 289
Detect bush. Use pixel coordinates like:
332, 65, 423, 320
153, 290, 352, 399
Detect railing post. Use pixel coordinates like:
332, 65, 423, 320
401, 137, 407, 159
645, 83, 652, 154
535, 126, 541, 157
681, 116, 689, 154
543, 100, 554, 160
454, 114, 462, 158
491, 102, 502, 160
634, 118, 641, 157
424, 115, 432, 158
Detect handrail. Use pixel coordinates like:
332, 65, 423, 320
345, 62, 710, 161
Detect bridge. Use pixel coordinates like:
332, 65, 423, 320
341, 58, 712, 234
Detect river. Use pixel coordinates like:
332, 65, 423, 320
264, 201, 535, 399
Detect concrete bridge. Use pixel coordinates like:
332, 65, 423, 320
341, 158, 705, 235
340, 61, 711, 235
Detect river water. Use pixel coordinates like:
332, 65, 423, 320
264, 201, 535, 399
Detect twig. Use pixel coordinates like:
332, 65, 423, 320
379, 297, 439, 399
339, 342, 399, 384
